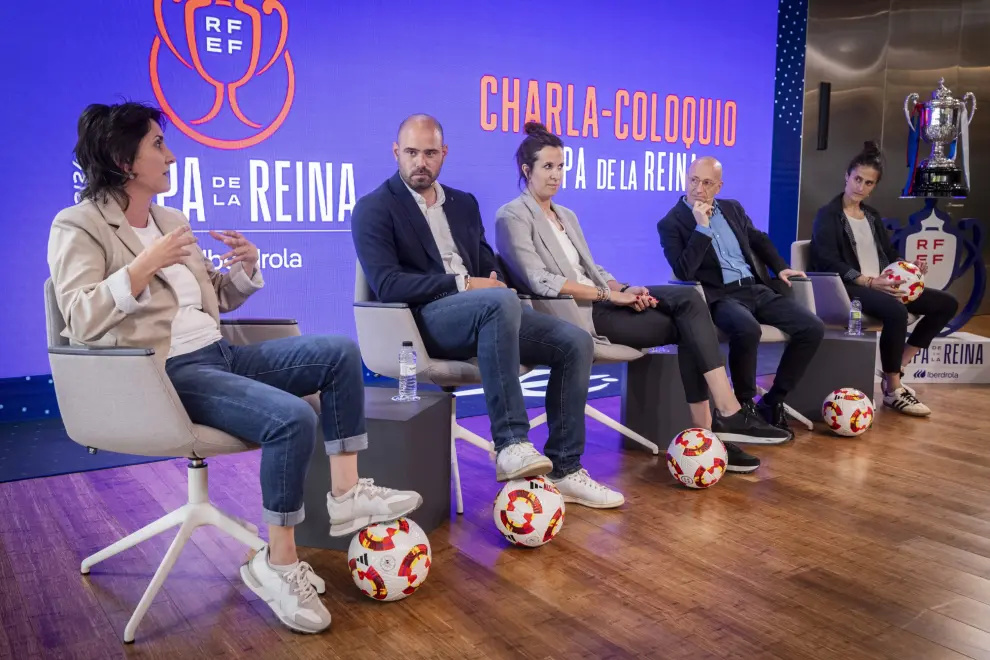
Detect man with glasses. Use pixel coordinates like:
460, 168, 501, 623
657, 157, 824, 439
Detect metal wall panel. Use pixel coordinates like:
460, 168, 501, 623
799, 0, 891, 237
799, 0, 990, 311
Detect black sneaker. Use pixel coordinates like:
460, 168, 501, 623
756, 399, 795, 441
711, 408, 791, 445
724, 442, 761, 473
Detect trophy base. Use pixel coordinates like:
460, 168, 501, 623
912, 166, 968, 198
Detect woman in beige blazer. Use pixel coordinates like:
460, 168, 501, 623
496, 123, 791, 473
49, 102, 421, 634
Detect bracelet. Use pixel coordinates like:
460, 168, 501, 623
866, 277, 873, 289
465, 275, 471, 291
595, 286, 608, 302
619, 284, 630, 293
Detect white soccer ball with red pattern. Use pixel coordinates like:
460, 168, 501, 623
493, 476, 565, 548
881, 260, 925, 303
347, 517, 431, 602
822, 388, 875, 437
666, 428, 728, 489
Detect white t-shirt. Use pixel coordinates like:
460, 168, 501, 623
845, 212, 881, 278
404, 181, 469, 290
547, 216, 596, 287
130, 222, 224, 358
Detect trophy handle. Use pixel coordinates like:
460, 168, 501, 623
963, 92, 977, 124
904, 93, 919, 130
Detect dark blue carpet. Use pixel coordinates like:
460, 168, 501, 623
0, 419, 167, 484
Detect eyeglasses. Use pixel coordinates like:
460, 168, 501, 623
689, 176, 719, 190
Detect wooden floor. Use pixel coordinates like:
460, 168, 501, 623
3, 380, 990, 658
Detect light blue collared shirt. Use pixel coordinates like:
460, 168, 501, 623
683, 197, 753, 284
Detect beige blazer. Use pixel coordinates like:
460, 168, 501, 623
47, 197, 259, 368
495, 191, 617, 344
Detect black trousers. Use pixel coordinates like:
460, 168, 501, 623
709, 284, 825, 403
592, 285, 724, 403
845, 284, 958, 374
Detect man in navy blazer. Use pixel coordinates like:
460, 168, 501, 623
352, 114, 623, 509
657, 157, 824, 439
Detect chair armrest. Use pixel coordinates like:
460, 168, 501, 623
48, 346, 155, 357
787, 278, 816, 314
353, 304, 429, 379
805, 273, 853, 327
47, 348, 196, 456
220, 318, 301, 345
353, 301, 410, 309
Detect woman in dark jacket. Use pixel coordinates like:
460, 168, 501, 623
809, 141, 958, 416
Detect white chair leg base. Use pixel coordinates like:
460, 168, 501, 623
584, 404, 659, 455
782, 403, 815, 431
449, 399, 496, 516
529, 411, 548, 429
755, 385, 815, 431
80, 461, 264, 644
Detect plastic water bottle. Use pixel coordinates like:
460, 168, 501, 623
847, 298, 863, 336
393, 341, 420, 402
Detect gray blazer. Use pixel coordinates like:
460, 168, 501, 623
495, 191, 618, 344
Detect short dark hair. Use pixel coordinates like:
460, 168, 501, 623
846, 140, 884, 183
397, 113, 444, 141
74, 102, 166, 209
515, 122, 564, 188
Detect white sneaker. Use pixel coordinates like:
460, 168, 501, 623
239, 546, 331, 634
554, 469, 624, 509
495, 442, 553, 482
327, 479, 422, 537
883, 387, 931, 417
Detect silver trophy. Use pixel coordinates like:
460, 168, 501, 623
904, 78, 976, 197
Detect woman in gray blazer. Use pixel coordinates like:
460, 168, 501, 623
495, 123, 789, 471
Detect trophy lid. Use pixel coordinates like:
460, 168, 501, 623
929, 78, 958, 106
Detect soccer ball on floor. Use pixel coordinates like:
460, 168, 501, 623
493, 476, 565, 548
822, 388, 875, 437
666, 428, 728, 489
347, 517, 431, 602
881, 260, 925, 303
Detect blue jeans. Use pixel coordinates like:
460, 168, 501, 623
165, 335, 368, 527
415, 288, 594, 479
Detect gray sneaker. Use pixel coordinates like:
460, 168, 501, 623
240, 547, 331, 634
327, 479, 423, 537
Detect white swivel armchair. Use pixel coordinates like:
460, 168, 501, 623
791, 239, 919, 329
668, 277, 816, 431
44, 278, 324, 644
352, 264, 542, 515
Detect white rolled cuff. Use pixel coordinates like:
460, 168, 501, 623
454, 273, 466, 292
107, 266, 151, 314
230, 262, 264, 295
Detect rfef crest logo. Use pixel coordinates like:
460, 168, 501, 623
150, 0, 293, 150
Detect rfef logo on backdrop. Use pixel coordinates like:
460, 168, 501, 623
149, 0, 294, 150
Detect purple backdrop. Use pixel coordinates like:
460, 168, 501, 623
0, 0, 779, 379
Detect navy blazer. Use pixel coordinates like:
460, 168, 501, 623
351, 172, 503, 305
657, 198, 790, 303
809, 193, 900, 283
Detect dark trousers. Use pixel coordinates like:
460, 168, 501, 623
592, 285, 724, 403
709, 284, 825, 403
845, 284, 958, 374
